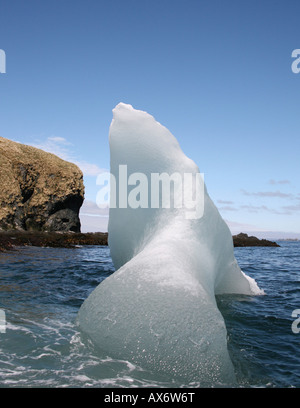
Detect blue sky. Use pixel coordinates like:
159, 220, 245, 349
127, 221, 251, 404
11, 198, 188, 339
0, 0, 299, 237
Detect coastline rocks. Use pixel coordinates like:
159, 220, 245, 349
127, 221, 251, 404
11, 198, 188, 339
0, 231, 281, 252
0, 137, 84, 232
0, 231, 108, 251
233, 233, 280, 247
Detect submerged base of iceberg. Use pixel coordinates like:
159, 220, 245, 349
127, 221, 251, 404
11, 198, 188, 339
77, 103, 263, 385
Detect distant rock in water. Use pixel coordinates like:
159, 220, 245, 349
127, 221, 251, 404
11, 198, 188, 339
233, 233, 280, 247
0, 137, 84, 232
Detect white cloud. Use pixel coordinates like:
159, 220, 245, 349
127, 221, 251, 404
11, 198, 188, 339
240, 204, 281, 214
74, 161, 107, 177
224, 219, 265, 234
217, 199, 234, 205
217, 205, 238, 212
268, 179, 290, 185
281, 203, 300, 213
29, 136, 104, 176
31, 136, 71, 161
241, 189, 292, 198
79, 200, 109, 232
47, 136, 72, 144
80, 213, 108, 232
80, 199, 109, 216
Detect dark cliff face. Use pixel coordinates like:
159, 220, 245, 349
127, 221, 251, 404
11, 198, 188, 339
0, 137, 84, 232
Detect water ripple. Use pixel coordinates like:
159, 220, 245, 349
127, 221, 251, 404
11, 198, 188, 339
0, 242, 300, 387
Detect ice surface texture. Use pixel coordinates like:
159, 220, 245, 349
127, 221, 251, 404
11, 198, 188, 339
77, 103, 263, 385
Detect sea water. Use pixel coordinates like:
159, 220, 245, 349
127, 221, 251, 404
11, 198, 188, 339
0, 241, 299, 388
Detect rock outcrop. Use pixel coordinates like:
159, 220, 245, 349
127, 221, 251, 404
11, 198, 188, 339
0, 231, 107, 251
233, 233, 280, 247
0, 137, 84, 232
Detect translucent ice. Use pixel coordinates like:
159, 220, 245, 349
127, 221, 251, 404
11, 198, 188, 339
77, 103, 264, 385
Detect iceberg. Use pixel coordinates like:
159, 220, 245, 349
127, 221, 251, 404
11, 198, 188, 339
77, 103, 264, 385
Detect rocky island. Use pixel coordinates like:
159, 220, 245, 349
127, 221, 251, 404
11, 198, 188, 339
0, 136, 84, 233
232, 233, 280, 247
